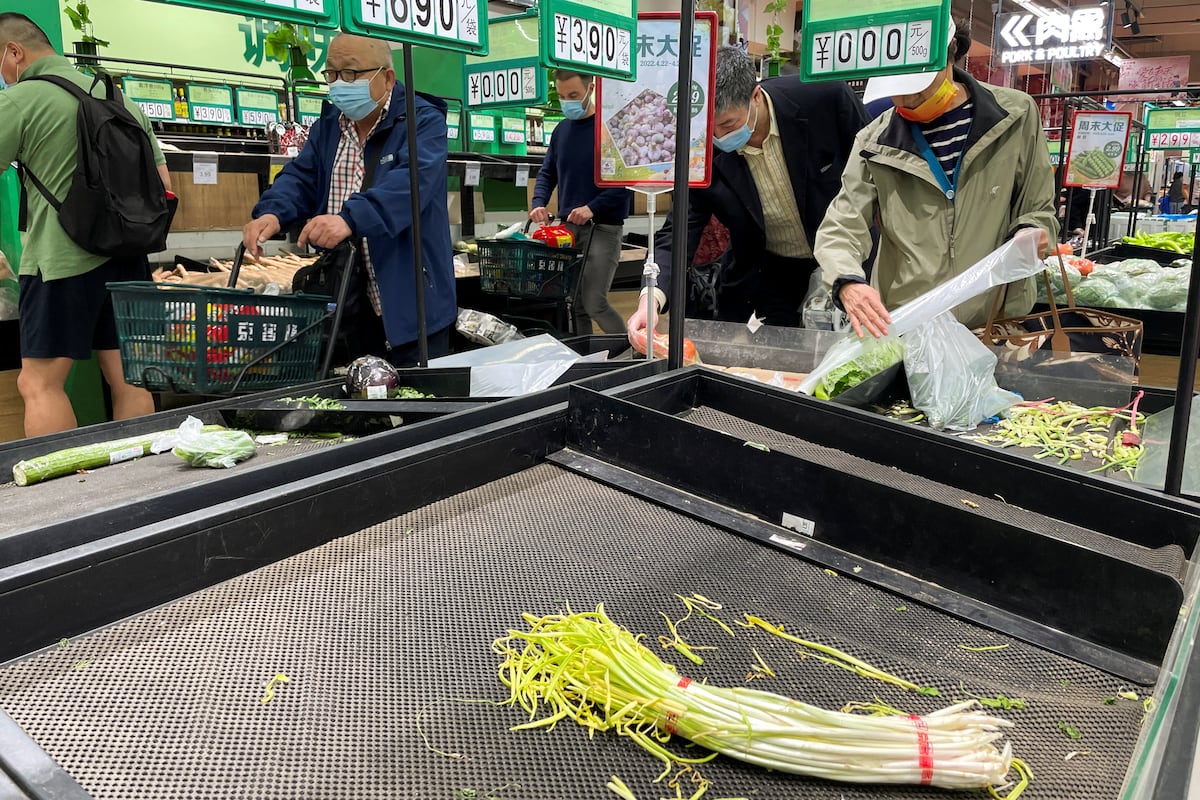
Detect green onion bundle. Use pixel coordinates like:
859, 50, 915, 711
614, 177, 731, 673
494, 605, 1016, 790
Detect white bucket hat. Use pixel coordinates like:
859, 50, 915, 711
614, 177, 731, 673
862, 18, 957, 105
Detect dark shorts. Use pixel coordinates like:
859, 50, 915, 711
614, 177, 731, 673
19, 256, 150, 360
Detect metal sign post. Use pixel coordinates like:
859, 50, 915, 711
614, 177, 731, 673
801, 0, 950, 84
1163, 207, 1200, 497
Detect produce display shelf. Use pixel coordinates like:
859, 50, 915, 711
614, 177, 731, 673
3, 370, 1199, 799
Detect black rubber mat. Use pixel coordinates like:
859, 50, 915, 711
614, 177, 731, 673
681, 405, 1188, 581
1, 436, 348, 536
0, 465, 1150, 799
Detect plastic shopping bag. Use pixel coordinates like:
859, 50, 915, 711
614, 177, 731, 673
153, 415, 257, 469
904, 313, 1020, 432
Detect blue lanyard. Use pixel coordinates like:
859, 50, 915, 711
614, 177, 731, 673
910, 121, 959, 202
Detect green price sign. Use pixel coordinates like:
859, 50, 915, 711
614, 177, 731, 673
447, 110, 461, 139
150, 0, 336, 28
1046, 138, 1062, 167
297, 94, 326, 126
122, 77, 175, 122
501, 115, 525, 144
341, 0, 489, 55
236, 88, 280, 126
465, 15, 545, 108
187, 83, 235, 125
540, 0, 636, 81
802, 0, 950, 83
543, 116, 561, 146
470, 113, 495, 143
1145, 105, 1200, 150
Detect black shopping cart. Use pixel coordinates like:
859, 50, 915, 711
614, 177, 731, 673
476, 219, 593, 337
108, 243, 357, 395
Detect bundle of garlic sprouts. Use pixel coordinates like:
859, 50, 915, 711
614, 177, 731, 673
493, 604, 1016, 790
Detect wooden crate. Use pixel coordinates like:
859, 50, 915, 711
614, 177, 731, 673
168, 171, 260, 231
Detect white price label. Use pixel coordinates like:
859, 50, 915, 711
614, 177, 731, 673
881, 24, 907, 67
411, 0, 438, 38
515, 165, 529, 187
464, 162, 481, 185
521, 67, 536, 99
502, 130, 524, 143
553, 13, 571, 62
856, 26, 882, 70
374, 0, 479, 44
457, 0, 480, 44
811, 20, 935, 75
366, 384, 388, 399
387, 0, 411, 31
360, 0, 386, 26
296, 0, 323, 9
241, 110, 279, 125
905, 20, 934, 66
810, 32, 834, 75
616, 28, 630, 73
109, 446, 143, 465
194, 105, 232, 124
192, 153, 219, 185
137, 101, 173, 120
493, 69, 509, 103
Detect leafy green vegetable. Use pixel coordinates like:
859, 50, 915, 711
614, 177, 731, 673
174, 430, 257, 469
391, 386, 435, 399
814, 337, 904, 400
1057, 721, 1082, 740
281, 395, 345, 410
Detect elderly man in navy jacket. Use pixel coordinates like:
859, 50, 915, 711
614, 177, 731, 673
628, 47, 866, 332
242, 33, 455, 365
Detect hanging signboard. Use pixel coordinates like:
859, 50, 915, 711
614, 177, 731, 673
992, 3, 1111, 66
186, 83, 236, 125
539, 0, 636, 82
341, 0, 488, 55
1063, 111, 1132, 189
1145, 106, 1200, 150
1046, 138, 1062, 167
122, 77, 176, 122
150, 0, 336, 28
447, 110, 461, 139
595, 12, 715, 189
236, 88, 281, 126
470, 113, 495, 142
801, 0, 949, 83
465, 14, 544, 109
297, 94, 326, 126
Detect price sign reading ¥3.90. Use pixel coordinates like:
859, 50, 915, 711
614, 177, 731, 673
297, 94, 326, 127
802, 0, 950, 83
341, 0, 488, 55
236, 88, 281, 127
186, 84, 235, 126
122, 77, 175, 122
540, 0, 636, 81
465, 14, 544, 109
150, 0, 336, 29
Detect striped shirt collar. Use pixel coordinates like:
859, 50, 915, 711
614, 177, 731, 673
739, 90, 778, 156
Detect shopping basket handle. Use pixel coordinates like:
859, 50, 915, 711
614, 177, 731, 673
229, 243, 247, 289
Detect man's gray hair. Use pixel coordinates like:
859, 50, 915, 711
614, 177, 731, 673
714, 47, 756, 115
0, 13, 53, 50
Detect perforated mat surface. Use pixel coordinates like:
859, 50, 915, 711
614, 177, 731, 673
0, 465, 1150, 799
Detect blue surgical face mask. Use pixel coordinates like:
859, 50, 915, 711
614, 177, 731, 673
560, 85, 593, 120
328, 68, 383, 121
0, 46, 13, 90
713, 101, 758, 153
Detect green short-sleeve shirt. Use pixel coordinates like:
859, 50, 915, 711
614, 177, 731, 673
0, 55, 166, 281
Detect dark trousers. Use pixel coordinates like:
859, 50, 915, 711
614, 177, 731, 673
717, 254, 817, 328
338, 304, 450, 367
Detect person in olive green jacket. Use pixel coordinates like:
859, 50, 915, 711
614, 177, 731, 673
0, 13, 170, 436
814, 20, 1056, 339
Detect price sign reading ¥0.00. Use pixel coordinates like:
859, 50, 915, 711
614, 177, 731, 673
150, 0, 336, 29
342, 0, 488, 55
465, 14, 545, 108
122, 77, 175, 122
236, 88, 281, 127
802, 0, 950, 83
540, 0, 636, 81
297, 94, 326, 127
186, 84, 235, 125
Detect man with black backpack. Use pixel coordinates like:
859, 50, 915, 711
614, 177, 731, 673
0, 13, 172, 437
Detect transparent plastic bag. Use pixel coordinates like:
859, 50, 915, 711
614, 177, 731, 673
904, 313, 1020, 431
153, 415, 256, 469
429, 334, 582, 396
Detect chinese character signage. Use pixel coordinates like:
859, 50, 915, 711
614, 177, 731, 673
540, 0, 636, 81
122, 77, 176, 122
1064, 111, 1131, 189
342, 0, 488, 55
993, 3, 1111, 65
801, 0, 950, 83
465, 14, 544, 109
186, 83, 236, 125
229, 315, 303, 347
236, 88, 281, 126
595, 12, 715, 189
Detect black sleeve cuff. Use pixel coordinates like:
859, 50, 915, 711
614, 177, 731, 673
831, 275, 868, 311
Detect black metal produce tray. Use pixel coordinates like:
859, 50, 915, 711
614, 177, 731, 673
1, 374, 1197, 798
0, 360, 665, 569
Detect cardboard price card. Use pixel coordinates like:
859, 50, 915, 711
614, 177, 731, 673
594, 12, 716, 188
1064, 111, 1132, 189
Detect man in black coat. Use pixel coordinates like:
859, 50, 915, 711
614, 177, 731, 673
627, 48, 867, 331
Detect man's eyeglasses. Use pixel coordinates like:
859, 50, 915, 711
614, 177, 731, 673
322, 67, 384, 84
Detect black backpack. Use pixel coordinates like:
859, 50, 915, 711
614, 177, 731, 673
18, 72, 170, 258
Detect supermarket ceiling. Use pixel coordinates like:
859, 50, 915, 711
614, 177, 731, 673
948, 0, 1200, 76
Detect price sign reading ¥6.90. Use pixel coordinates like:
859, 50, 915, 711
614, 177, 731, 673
465, 14, 544, 109
122, 77, 176, 122
1063, 111, 1131, 189
540, 0, 636, 81
341, 0, 488, 55
297, 94, 326, 127
150, 0, 336, 29
186, 84, 236, 126
236, 88, 281, 127
802, 0, 950, 83
595, 12, 716, 188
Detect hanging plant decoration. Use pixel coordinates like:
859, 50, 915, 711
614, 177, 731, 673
265, 23, 317, 83
63, 0, 110, 49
